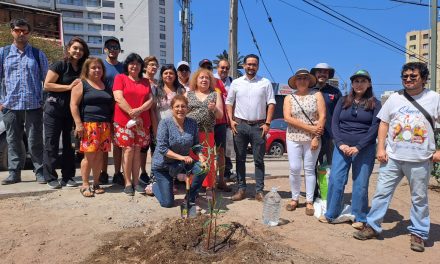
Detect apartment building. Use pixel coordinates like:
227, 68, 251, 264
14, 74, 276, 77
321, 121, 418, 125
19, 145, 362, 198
8, 0, 174, 63
406, 26, 438, 91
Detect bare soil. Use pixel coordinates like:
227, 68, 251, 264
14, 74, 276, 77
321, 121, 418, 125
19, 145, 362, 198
0, 172, 439, 264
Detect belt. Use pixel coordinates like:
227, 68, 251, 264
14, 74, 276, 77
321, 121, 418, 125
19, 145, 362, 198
235, 118, 265, 125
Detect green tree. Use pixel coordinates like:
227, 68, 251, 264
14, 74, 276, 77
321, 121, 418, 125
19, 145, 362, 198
0, 23, 63, 64
213, 49, 244, 77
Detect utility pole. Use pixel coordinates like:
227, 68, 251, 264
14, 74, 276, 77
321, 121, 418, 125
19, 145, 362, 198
180, 0, 192, 65
431, 0, 437, 91
228, 0, 238, 78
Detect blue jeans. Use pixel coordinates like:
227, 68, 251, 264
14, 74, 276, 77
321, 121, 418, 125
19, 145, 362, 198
234, 122, 266, 192
325, 144, 376, 222
366, 158, 430, 240
2, 108, 43, 177
152, 161, 207, 208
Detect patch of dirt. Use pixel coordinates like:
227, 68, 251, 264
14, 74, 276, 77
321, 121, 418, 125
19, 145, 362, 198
84, 216, 321, 264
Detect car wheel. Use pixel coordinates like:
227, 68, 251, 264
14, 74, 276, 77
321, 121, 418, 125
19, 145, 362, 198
269, 141, 284, 157
0, 133, 27, 171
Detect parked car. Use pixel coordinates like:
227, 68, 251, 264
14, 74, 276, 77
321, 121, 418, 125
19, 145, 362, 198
265, 118, 287, 157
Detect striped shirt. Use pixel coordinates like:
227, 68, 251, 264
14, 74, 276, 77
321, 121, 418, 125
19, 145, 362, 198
0, 44, 48, 110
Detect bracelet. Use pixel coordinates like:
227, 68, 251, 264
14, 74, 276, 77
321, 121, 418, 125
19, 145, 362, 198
265, 122, 270, 126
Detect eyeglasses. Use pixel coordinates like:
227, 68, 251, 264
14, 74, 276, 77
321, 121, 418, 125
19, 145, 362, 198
13, 28, 29, 35
106, 45, 120, 51
401, 74, 419, 80
351, 103, 358, 117
220, 66, 230, 70
147, 63, 158, 67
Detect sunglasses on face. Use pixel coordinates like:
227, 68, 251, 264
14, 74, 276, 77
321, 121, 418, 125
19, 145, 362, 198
401, 74, 419, 80
13, 28, 29, 35
296, 76, 309, 81
106, 45, 120, 51
220, 66, 230, 70
179, 67, 190, 72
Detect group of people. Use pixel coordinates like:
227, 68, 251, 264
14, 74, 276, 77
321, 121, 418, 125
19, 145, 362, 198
1, 18, 438, 253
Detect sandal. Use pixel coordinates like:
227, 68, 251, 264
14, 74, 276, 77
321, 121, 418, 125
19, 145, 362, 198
305, 202, 315, 216
92, 184, 105, 194
80, 186, 94, 197
285, 200, 298, 211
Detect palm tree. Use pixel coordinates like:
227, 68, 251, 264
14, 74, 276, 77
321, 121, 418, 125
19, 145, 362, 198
213, 49, 244, 77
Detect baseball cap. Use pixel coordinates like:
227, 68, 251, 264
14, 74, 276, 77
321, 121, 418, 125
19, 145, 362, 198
177, 61, 190, 70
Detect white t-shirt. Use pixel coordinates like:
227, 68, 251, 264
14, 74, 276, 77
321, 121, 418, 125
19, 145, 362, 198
377, 89, 440, 162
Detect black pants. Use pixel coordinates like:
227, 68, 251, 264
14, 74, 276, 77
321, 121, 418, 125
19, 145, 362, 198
43, 112, 75, 182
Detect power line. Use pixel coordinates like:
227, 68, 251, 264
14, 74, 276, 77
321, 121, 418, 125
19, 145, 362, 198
389, 0, 440, 7
260, 0, 294, 74
238, 0, 276, 81
303, 0, 439, 68
321, 2, 403, 10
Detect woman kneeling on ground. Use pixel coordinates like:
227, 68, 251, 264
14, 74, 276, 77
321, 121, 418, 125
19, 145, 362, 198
284, 69, 326, 216
320, 70, 381, 229
70, 57, 114, 197
146, 95, 208, 208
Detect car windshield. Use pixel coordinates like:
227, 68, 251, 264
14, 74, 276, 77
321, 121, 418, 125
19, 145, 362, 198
270, 119, 287, 131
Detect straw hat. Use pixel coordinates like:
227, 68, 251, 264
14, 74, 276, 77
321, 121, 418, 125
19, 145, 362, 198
288, 69, 317, 89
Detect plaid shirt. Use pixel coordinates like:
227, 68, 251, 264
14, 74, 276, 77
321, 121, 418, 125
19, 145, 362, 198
0, 44, 48, 110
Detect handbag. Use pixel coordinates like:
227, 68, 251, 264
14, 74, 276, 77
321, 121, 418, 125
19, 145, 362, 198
399, 89, 440, 181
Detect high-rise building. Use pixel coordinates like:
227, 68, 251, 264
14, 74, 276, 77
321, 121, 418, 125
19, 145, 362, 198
8, 0, 174, 63
406, 26, 437, 91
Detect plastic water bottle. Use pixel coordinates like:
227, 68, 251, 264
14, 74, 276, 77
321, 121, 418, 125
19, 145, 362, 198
262, 187, 281, 226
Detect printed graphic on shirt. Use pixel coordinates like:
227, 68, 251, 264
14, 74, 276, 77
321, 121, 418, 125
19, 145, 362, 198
390, 112, 428, 145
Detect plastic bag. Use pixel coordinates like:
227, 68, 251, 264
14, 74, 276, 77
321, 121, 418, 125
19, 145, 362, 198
317, 164, 330, 201
331, 204, 355, 224
313, 198, 327, 218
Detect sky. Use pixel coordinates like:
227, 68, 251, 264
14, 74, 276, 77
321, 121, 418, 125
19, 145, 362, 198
173, 0, 432, 97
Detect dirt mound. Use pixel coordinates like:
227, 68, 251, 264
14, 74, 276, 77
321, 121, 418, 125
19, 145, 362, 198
83, 216, 322, 264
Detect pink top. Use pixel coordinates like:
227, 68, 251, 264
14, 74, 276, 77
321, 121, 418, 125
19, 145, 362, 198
113, 74, 151, 130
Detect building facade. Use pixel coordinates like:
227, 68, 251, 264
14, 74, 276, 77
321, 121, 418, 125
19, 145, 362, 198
7, 0, 174, 63
406, 26, 439, 91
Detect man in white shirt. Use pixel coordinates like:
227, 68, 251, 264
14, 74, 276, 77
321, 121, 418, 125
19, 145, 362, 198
225, 54, 276, 202
353, 62, 440, 253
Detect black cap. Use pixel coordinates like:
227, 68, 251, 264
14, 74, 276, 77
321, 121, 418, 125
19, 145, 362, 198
199, 59, 213, 68
104, 37, 120, 48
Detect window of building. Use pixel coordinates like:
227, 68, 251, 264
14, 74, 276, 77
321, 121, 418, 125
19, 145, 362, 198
59, 0, 83, 5
423, 43, 429, 49
39, 0, 51, 3
64, 34, 83, 44
102, 12, 115, 20
423, 33, 429, 39
102, 0, 115, 7
160, 50, 166, 57
160, 59, 166, 64
90, 48, 102, 55
409, 45, 416, 50
423, 53, 429, 59
120, 26, 124, 31
409, 54, 416, 61
159, 16, 165, 23
159, 7, 165, 14
88, 12, 101, 19
160, 24, 165, 31
159, 0, 165, 5
64, 22, 83, 31
88, 24, 101, 32
63, 11, 83, 18
160, 33, 166, 40
86, 0, 100, 7
409, 35, 416, 41
160, 42, 166, 48
103, 24, 115, 31
120, 3, 123, 8
88, 35, 102, 44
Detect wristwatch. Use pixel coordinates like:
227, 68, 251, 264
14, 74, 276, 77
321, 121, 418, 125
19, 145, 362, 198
265, 122, 270, 126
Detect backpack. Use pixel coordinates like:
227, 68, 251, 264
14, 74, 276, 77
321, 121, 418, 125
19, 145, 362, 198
0, 45, 42, 100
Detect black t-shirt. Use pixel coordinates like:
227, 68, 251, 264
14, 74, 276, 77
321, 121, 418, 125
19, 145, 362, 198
81, 80, 114, 122
44, 60, 81, 115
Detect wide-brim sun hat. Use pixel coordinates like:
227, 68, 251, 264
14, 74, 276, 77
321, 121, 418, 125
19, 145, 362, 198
288, 69, 317, 89
350, 69, 371, 82
310, 62, 335, 79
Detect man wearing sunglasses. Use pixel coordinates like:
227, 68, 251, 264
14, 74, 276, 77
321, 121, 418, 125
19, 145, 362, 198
214, 59, 235, 182
176, 61, 191, 91
353, 62, 440, 253
100, 37, 124, 185
0, 18, 48, 185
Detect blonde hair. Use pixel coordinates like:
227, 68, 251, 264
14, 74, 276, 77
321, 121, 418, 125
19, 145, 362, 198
189, 68, 216, 91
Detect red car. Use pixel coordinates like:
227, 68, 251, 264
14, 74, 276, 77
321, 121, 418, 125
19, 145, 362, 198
266, 119, 287, 156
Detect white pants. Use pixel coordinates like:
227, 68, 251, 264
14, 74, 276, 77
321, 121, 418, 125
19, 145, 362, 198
287, 140, 321, 202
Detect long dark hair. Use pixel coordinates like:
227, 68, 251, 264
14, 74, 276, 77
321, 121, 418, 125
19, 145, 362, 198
342, 81, 376, 110
64, 36, 89, 68
156, 64, 185, 106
